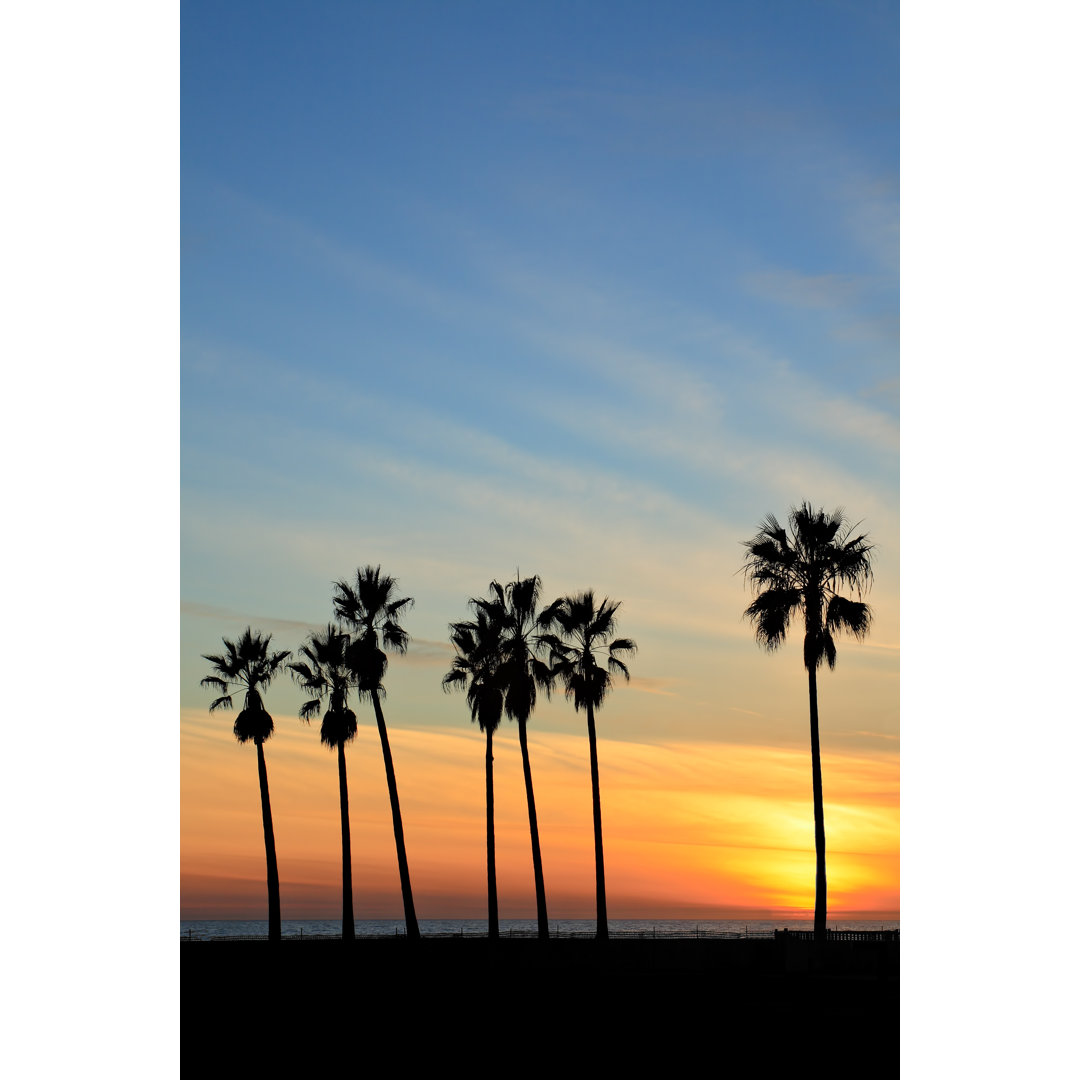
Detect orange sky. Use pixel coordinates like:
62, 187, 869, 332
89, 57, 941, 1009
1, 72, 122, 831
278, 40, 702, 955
181, 704, 899, 920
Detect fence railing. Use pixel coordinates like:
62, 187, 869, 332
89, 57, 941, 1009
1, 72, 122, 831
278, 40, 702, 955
775, 929, 900, 942
182, 925, 897, 943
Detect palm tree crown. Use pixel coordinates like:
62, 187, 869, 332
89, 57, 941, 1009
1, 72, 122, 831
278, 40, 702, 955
332, 565, 412, 693
742, 503, 874, 668
443, 609, 507, 734
200, 627, 291, 744
289, 624, 358, 749
546, 591, 637, 710
469, 575, 560, 722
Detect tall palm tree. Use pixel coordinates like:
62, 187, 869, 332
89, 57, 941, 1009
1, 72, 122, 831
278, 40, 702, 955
471, 576, 561, 940
742, 503, 874, 939
443, 610, 506, 940
332, 565, 420, 941
289, 624, 359, 942
546, 591, 637, 941
200, 628, 290, 942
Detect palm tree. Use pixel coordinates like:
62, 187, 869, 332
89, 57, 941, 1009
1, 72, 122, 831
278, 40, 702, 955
200, 628, 290, 942
742, 503, 874, 939
332, 565, 420, 941
546, 591, 637, 941
443, 610, 506, 940
289, 624, 359, 942
471, 576, 561, 940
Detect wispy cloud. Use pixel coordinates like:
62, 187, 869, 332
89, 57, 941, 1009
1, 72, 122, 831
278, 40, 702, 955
181, 600, 319, 636
629, 676, 681, 699
742, 269, 862, 310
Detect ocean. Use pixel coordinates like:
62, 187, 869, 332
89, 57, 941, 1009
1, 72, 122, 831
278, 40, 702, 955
181, 917, 899, 940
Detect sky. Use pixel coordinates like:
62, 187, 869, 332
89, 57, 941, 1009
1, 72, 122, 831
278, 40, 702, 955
9, 1, 1080, 1073
180, 0, 900, 922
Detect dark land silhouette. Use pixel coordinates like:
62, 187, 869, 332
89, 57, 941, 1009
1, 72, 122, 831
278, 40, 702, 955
182, 933, 898, 1071
742, 504, 874, 940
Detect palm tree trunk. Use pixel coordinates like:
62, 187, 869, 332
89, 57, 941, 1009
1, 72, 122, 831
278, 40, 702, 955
808, 664, 827, 940
518, 719, 549, 941
255, 739, 281, 942
338, 743, 355, 942
486, 725, 498, 940
586, 701, 608, 941
370, 693, 421, 940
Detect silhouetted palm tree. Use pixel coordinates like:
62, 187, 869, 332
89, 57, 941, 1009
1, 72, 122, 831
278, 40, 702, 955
200, 628, 290, 942
546, 591, 637, 941
443, 610, 506, 940
332, 566, 420, 940
742, 503, 874, 939
289, 624, 359, 942
471, 576, 561, 940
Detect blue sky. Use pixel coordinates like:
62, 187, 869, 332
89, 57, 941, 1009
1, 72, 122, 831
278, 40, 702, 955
181, 1, 900, 751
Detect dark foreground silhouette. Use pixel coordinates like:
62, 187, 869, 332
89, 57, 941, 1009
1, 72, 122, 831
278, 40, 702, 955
183, 936, 898, 1071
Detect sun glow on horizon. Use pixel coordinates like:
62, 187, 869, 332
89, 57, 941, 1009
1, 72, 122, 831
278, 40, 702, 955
181, 709, 898, 919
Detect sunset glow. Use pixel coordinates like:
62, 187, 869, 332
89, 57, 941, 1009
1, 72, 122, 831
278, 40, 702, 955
182, 707, 898, 919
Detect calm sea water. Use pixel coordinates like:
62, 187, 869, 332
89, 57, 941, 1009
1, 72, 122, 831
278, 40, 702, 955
181, 917, 899, 941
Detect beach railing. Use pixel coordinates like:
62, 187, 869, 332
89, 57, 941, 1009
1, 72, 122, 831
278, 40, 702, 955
775, 929, 899, 942
182, 924, 860, 943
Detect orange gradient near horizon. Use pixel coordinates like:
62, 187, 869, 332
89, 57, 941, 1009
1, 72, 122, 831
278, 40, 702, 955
181, 707, 899, 921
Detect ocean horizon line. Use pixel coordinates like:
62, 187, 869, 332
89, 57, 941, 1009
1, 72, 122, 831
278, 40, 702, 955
182, 915, 900, 940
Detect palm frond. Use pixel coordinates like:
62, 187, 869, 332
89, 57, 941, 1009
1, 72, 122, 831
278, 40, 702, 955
826, 594, 873, 639
744, 588, 802, 649
299, 698, 322, 721
384, 596, 413, 619
442, 667, 467, 692
288, 661, 319, 685
331, 580, 360, 622
207, 694, 233, 713
381, 622, 409, 655
536, 599, 564, 630
267, 649, 291, 673
200, 653, 232, 675
530, 658, 555, 696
